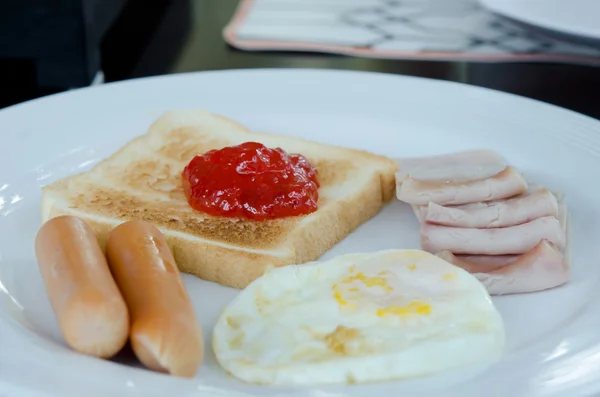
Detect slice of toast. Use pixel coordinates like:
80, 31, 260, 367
42, 110, 398, 288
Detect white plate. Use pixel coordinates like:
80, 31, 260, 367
1, 69, 600, 397
479, 0, 600, 41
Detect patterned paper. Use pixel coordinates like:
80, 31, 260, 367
224, 0, 600, 64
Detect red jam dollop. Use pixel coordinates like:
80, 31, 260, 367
182, 142, 320, 221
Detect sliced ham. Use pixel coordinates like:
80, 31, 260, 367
558, 202, 568, 236
412, 205, 425, 222
397, 166, 528, 206
436, 253, 519, 273
420, 216, 565, 255
558, 202, 570, 263
396, 149, 507, 184
423, 189, 559, 228
437, 240, 569, 295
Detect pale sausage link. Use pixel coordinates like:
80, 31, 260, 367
105, 220, 204, 377
35, 215, 129, 358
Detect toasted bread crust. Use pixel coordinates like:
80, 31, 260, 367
43, 186, 384, 289
41, 110, 398, 288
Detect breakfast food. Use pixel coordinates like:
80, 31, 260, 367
421, 188, 559, 228
398, 167, 528, 206
105, 220, 204, 378
437, 240, 568, 295
41, 109, 397, 288
34, 215, 129, 358
396, 149, 570, 295
396, 149, 507, 183
182, 141, 320, 220
213, 249, 505, 386
421, 216, 565, 255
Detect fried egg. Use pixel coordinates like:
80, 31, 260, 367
212, 249, 505, 386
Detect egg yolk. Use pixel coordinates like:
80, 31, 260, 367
332, 271, 392, 309
324, 325, 359, 354
331, 270, 395, 307
332, 269, 432, 318
376, 301, 432, 317
342, 271, 393, 291
333, 289, 355, 308
443, 273, 455, 281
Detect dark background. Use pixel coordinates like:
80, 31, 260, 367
1, 0, 599, 119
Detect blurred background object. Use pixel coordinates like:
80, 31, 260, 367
480, 0, 600, 46
0, 0, 124, 107
0, 0, 598, 119
224, 0, 600, 63
0, 0, 190, 108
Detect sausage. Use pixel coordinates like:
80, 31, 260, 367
105, 220, 204, 377
34, 215, 129, 358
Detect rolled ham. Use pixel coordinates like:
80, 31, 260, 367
436, 253, 519, 273
420, 216, 565, 255
412, 205, 425, 222
397, 166, 528, 206
396, 149, 507, 184
422, 189, 559, 228
437, 240, 568, 295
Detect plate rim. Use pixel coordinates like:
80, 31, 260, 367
0, 68, 598, 127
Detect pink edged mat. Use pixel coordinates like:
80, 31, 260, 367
223, 0, 600, 65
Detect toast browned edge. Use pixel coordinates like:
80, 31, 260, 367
42, 112, 399, 289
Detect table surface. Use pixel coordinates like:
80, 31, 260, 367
7, 0, 600, 120
112, 0, 600, 120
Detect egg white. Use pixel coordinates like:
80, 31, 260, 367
212, 249, 505, 386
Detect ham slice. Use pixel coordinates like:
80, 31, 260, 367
436, 253, 519, 273
396, 149, 507, 184
422, 189, 559, 228
397, 166, 528, 206
420, 216, 565, 255
412, 205, 425, 222
437, 240, 568, 295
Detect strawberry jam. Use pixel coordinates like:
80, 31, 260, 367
182, 142, 320, 221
